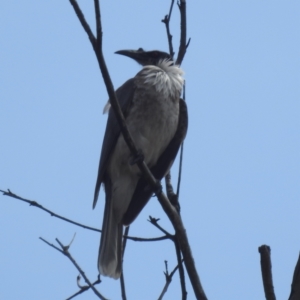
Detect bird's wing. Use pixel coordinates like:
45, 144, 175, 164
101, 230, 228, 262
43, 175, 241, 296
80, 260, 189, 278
122, 98, 188, 225
93, 78, 136, 209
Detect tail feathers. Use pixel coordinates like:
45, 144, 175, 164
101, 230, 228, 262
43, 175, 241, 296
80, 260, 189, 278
98, 206, 123, 279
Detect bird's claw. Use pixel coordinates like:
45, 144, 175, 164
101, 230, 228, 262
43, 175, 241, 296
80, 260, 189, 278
154, 180, 163, 196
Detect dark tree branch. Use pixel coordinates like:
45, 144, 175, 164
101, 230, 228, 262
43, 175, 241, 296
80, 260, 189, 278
40, 236, 107, 300
120, 226, 130, 300
69, 0, 96, 48
1, 189, 170, 244
174, 237, 187, 300
148, 216, 174, 239
125, 235, 169, 242
70, 1, 207, 299
93, 0, 101, 41
161, 0, 175, 59
258, 245, 276, 300
165, 172, 180, 213
288, 252, 300, 300
66, 275, 101, 300
176, 0, 188, 65
158, 260, 184, 300
1, 189, 101, 232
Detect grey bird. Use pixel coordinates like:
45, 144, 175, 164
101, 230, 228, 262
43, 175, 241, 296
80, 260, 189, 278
93, 48, 188, 279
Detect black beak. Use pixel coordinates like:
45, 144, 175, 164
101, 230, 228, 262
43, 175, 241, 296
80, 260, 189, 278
115, 49, 148, 63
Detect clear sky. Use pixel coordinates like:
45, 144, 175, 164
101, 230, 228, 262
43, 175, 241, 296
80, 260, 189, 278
1, 1, 299, 299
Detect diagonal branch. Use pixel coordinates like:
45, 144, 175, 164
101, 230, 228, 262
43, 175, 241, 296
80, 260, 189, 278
40, 236, 107, 300
158, 260, 184, 300
1, 189, 100, 232
66, 275, 101, 300
69, 0, 96, 49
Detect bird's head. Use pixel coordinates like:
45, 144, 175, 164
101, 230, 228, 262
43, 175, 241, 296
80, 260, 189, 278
115, 48, 172, 66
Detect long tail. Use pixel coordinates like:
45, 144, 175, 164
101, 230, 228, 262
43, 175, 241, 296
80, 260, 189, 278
98, 180, 123, 279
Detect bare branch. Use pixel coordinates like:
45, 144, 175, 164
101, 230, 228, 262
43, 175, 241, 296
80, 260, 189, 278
165, 172, 180, 212
161, 0, 175, 59
41, 236, 107, 300
258, 245, 276, 300
148, 216, 174, 239
158, 260, 184, 300
120, 226, 130, 300
288, 252, 300, 300
66, 275, 101, 300
125, 235, 169, 242
174, 237, 187, 299
1, 189, 100, 232
176, 0, 190, 65
69, 0, 96, 49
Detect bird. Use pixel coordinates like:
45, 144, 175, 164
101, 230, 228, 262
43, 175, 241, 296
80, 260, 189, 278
93, 48, 188, 279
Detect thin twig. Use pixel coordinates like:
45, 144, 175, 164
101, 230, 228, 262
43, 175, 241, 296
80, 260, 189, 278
158, 259, 184, 300
69, 0, 96, 49
41, 236, 107, 300
148, 216, 174, 239
258, 245, 276, 300
66, 275, 101, 300
1, 189, 100, 232
161, 0, 175, 59
176, 0, 189, 65
125, 235, 169, 242
120, 226, 130, 300
39, 237, 64, 253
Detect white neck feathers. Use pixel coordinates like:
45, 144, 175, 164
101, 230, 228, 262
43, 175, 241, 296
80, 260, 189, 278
140, 60, 184, 98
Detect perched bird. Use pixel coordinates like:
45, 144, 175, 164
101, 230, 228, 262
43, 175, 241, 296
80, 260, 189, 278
93, 48, 188, 279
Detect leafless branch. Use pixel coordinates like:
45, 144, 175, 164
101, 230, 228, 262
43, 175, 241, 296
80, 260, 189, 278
288, 252, 300, 300
174, 237, 187, 299
1, 189, 100, 232
69, 0, 96, 49
161, 0, 175, 59
69, 1, 207, 299
66, 275, 101, 300
258, 245, 276, 300
40, 236, 107, 300
148, 216, 174, 239
165, 172, 180, 213
125, 235, 169, 242
176, 0, 190, 65
158, 260, 184, 300
120, 226, 130, 300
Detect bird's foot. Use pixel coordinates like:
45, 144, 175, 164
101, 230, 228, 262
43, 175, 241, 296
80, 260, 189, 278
129, 149, 144, 165
154, 180, 163, 196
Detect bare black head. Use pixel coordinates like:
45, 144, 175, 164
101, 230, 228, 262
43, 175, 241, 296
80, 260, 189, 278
115, 48, 172, 66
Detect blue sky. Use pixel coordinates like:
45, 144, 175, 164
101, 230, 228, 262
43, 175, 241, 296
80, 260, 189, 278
1, 1, 299, 299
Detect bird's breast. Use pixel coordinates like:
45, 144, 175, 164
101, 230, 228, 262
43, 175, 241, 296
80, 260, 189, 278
127, 83, 179, 167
